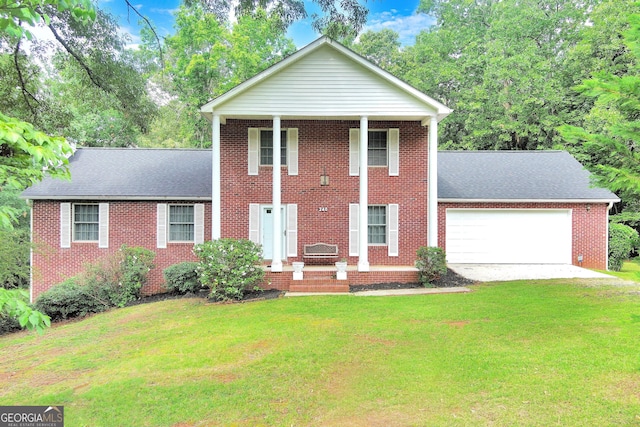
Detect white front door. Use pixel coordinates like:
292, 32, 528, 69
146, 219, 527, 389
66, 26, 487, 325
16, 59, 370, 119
261, 206, 286, 260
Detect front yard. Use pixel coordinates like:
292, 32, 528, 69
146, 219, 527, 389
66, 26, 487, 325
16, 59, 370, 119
1, 279, 639, 426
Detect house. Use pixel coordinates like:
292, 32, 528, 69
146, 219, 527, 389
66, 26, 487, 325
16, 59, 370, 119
22, 37, 619, 300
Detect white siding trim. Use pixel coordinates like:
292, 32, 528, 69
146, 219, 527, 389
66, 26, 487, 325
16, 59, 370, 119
194, 203, 205, 244
60, 203, 71, 248
98, 203, 109, 248
249, 203, 260, 244
287, 128, 298, 176
248, 128, 259, 175
286, 204, 298, 257
349, 129, 360, 176
157, 203, 167, 249
388, 204, 399, 256
349, 203, 359, 256
388, 128, 399, 176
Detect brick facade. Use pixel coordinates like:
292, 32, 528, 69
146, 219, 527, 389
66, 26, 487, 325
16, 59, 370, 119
220, 119, 430, 266
31, 200, 212, 299
437, 202, 610, 269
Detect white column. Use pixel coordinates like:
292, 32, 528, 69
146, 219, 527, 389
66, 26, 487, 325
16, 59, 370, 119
212, 114, 221, 240
271, 116, 283, 272
428, 115, 438, 247
358, 116, 370, 272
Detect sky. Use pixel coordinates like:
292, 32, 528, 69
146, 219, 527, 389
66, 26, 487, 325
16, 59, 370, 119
96, 0, 435, 49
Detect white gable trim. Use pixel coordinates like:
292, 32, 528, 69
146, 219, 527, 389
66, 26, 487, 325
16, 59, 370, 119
201, 37, 452, 122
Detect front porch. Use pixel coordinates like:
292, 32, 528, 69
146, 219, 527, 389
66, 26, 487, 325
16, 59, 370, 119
262, 264, 420, 293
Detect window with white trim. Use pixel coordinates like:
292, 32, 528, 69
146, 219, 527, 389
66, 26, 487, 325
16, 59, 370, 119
368, 205, 387, 245
73, 204, 99, 241
169, 205, 194, 242
368, 130, 388, 166
260, 130, 287, 166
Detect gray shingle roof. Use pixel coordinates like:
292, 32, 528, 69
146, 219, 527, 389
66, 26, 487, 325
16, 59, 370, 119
438, 150, 619, 201
21, 148, 212, 199
22, 148, 619, 203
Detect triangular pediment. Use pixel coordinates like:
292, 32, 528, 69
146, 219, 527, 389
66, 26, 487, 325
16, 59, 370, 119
201, 37, 451, 123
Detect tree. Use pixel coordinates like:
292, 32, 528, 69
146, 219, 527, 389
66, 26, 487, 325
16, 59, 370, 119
0, 0, 96, 333
159, 5, 296, 146
559, 13, 640, 199
187, 0, 368, 39
404, 0, 597, 149
348, 29, 403, 74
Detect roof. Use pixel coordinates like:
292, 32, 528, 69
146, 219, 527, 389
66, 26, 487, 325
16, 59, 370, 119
438, 151, 619, 202
21, 148, 212, 200
200, 36, 452, 123
22, 148, 619, 203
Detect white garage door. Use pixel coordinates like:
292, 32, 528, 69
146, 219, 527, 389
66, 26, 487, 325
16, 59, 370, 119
446, 209, 572, 264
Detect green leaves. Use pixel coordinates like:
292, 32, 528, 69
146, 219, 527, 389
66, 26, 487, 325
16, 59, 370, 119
0, 0, 95, 39
0, 288, 51, 334
194, 238, 265, 301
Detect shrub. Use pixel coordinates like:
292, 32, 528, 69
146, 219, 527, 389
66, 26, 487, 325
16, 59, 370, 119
86, 245, 156, 307
416, 246, 448, 287
194, 238, 265, 302
35, 246, 156, 321
0, 288, 49, 335
34, 278, 107, 322
0, 313, 21, 335
609, 223, 639, 271
163, 262, 202, 294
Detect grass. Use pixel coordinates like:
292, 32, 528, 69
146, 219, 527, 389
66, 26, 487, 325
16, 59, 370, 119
602, 259, 640, 282
1, 280, 640, 426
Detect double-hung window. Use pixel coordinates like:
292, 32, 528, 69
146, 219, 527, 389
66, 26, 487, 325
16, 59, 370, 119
368, 205, 387, 244
73, 204, 99, 241
368, 130, 388, 166
169, 205, 194, 242
260, 130, 287, 166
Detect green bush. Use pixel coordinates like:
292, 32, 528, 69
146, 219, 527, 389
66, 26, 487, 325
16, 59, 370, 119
415, 246, 448, 287
0, 229, 31, 289
34, 278, 107, 322
163, 262, 202, 294
0, 313, 21, 335
35, 246, 156, 321
609, 223, 639, 271
86, 245, 156, 307
194, 238, 265, 302
0, 288, 49, 335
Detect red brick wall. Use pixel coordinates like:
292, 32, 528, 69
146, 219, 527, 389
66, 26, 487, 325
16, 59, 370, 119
437, 202, 610, 269
220, 119, 430, 266
31, 200, 212, 299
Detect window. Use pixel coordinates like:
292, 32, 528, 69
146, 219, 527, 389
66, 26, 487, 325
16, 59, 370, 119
260, 130, 287, 166
368, 205, 387, 244
73, 204, 99, 241
169, 205, 194, 242
368, 130, 388, 166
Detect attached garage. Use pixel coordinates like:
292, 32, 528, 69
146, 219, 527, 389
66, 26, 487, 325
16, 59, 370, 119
445, 209, 572, 264
438, 151, 620, 269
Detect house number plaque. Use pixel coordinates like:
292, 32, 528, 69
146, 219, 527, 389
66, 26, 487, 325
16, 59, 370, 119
318, 207, 328, 212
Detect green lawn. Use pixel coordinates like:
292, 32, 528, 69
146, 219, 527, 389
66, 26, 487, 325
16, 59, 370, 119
1, 280, 640, 426
603, 259, 640, 282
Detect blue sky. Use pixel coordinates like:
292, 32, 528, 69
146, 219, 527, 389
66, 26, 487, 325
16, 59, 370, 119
97, 0, 434, 48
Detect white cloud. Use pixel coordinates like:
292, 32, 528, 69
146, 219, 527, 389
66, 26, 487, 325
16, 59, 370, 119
364, 10, 435, 46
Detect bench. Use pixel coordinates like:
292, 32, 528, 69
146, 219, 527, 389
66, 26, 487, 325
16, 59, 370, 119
303, 243, 339, 259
